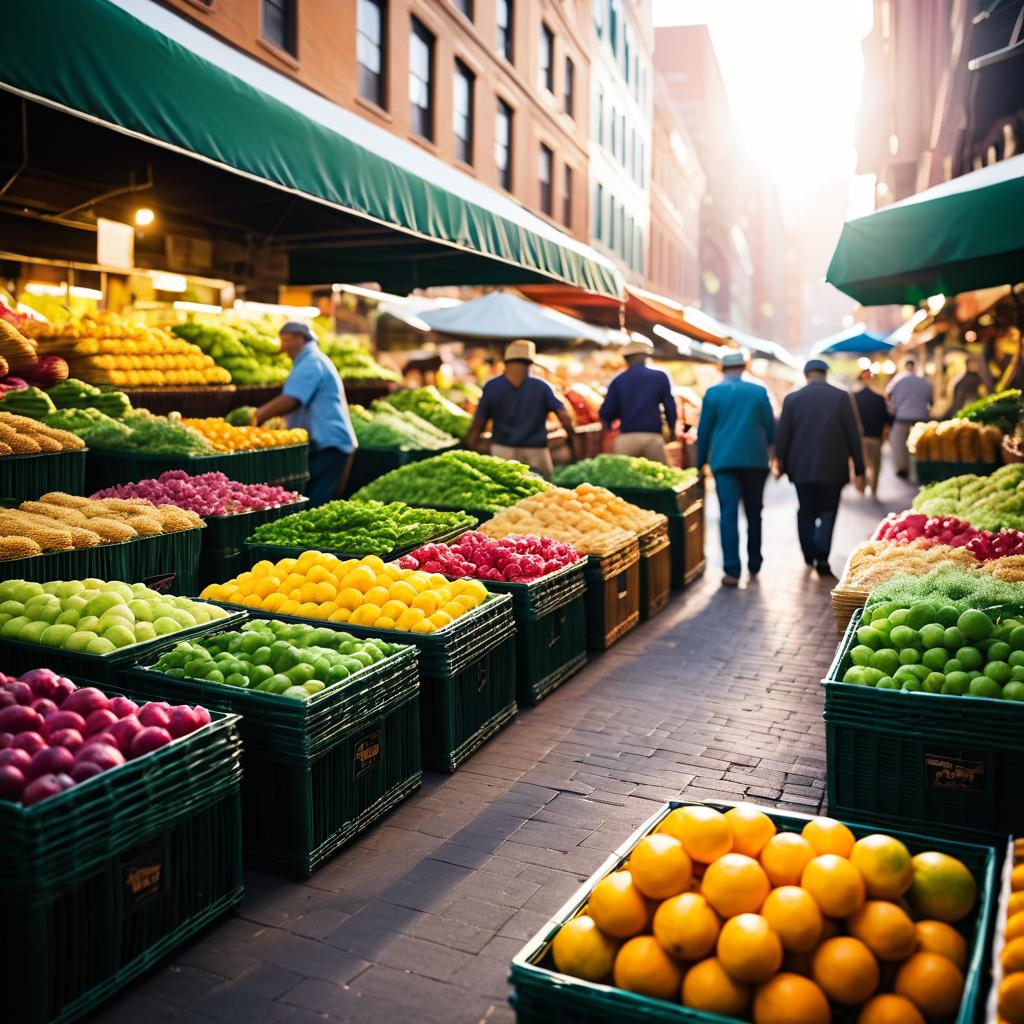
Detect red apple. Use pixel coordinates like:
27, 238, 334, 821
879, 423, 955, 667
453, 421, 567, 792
70, 760, 105, 783
42, 710, 86, 737
2, 681, 32, 705
31, 698, 58, 717
137, 703, 171, 729
130, 726, 172, 758
22, 772, 75, 806
26, 744, 74, 781
84, 709, 118, 736
105, 715, 143, 754
11, 731, 45, 755
0, 747, 31, 771
167, 706, 201, 738
46, 728, 84, 754
61, 688, 109, 718
74, 742, 125, 771
109, 696, 138, 719
0, 764, 25, 800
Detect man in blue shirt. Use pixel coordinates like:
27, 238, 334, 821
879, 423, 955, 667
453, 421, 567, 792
465, 340, 576, 478
697, 350, 775, 587
253, 322, 357, 507
600, 338, 676, 463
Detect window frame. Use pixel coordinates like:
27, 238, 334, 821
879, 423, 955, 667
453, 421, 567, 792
261, 0, 297, 56
539, 21, 555, 94
495, 97, 514, 192
453, 58, 475, 166
563, 55, 575, 118
356, 0, 386, 109
496, 0, 513, 63
409, 15, 435, 142
539, 143, 553, 216
562, 163, 573, 228
451, 0, 473, 20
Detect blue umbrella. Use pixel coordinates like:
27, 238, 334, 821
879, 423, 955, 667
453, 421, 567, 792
810, 324, 894, 356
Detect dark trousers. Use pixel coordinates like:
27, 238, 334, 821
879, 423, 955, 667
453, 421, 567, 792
714, 468, 769, 578
307, 447, 353, 507
795, 482, 845, 564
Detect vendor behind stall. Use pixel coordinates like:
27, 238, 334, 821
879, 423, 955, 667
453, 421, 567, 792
465, 340, 576, 479
253, 321, 356, 506
600, 337, 676, 464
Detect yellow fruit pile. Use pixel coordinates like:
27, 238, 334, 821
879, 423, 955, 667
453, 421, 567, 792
201, 551, 489, 633
908, 420, 1002, 463
0, 411, 83, 456
996, 839, 1024, 1024
31, 314, 231, 387
551, 805, 977, 1024
182, 418, 306, 451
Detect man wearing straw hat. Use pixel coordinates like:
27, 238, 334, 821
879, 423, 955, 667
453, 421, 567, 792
465, 339, 577, 479
600, 336, 676, 464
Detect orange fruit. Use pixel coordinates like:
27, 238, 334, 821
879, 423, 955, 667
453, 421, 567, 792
907, 852, 977, 923
726, 804, 777, 858
761, 886, 824, 953
551, 916, 618, 982
587, 871, 649, 939
760, 832, 816, 887
1012, 863, 1024, 892
701, 853, 771, 918
1002, 936, 1024, 973
754, 972, 831, 1024
717, 913, 783, 983
1012, 891, 1024, 916
1006, 911, 1024, 944
858, 994, 926, 1024
999, 973, 1024, 1024
682, 958, 751, 1017
812, 936, 879, 1005
803, 817, 856, 857
914, 920, 968, 970
629, 835, 693, 900
802, 854, 866, 917
659, 806, 733, 863
894, 953, 964, 1020
613, 935, 685, 1001
653, 892, 720, 960
847, 901, 917, 961
850, 834, 914, 899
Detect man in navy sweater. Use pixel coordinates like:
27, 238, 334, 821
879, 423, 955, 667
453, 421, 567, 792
600, 338, 676, 463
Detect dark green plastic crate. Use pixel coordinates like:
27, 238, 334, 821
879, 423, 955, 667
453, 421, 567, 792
129, 527, 204, 595
914, 460, 998, 484
607, 479, 701, 518
484, 562, 588, 706
0, 605, 246, 687
0, 540, 134, 584
219, 595, 518, 771
823, 607, 1024, 842
0, 710, 243, 1024
343, 443, 459, 497
509, 799, 998, 1024
127, 642, 422, 875
0, 449, 87, 506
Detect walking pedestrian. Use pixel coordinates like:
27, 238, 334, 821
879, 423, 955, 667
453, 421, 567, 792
465, 340, 577, 479
853, 368, 892, 498
254, 321, 356, 507
696, 350, 774, 587
775, 359, 865, 578
950, 355, 985, 414
886, 357, 933, 479
600, 337, 676, 464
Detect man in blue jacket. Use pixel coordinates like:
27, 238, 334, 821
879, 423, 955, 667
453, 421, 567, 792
697, 350, 775, 586
600, 337, 676, 463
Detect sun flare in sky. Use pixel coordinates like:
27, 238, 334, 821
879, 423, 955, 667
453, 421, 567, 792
653, 0, 874, 199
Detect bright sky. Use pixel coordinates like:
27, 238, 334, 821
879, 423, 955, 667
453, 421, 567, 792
653, 0, 874, 199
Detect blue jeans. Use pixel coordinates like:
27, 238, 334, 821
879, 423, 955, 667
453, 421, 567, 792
714, 469, 768, 578
307, 447, 353, 507
795, 482, 845, 563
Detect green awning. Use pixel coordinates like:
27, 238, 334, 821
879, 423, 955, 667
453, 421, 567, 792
826, 154, 1024, 306
1, 0, 623, 299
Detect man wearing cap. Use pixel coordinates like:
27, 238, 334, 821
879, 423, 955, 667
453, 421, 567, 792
465, 340, 576, 478
600, 338, 676, 464
696, 351, 775, 586
775, 359, 865, 577
253, 322, 357, 507
886, 357, 933, 479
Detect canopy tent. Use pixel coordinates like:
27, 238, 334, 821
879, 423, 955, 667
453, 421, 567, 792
651, 325, 732, 363
826, 154, 1024, 306
810, 324, 894, 356
680, 308, 803, 369
417, 291, 613, 344
1, 0, 622, 298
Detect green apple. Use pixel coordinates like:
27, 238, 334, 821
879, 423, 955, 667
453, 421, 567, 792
18, 621, 48, 644
83, 593, 125, 618
62, 595, 89, 613
78, 615, 101, 633
0, 600, 24, 617
100, 581, 134, 600
55, 608, 81, 627
97, 609, 134, 633
168, 609, 197, 629
190, 605, 212, 624
64, 630, 99, 652
134, 622, 157, 642
1, 616, 30, 638
127, 600, 154, 622
55, 580, 85, 599
103, 623, 137, 649
41, 623, 76, 647
40, 581, 62, 595
153, 616, 181, 636
1003, 681, 1024, 701
0, 580, 26, 602
81, 578, 105, 591
86, 636, 117, 655
303, 681, 325, 695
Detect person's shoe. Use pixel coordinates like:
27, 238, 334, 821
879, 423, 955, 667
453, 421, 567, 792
748, 567, 760, 579
721, 574, 739, 587
804, 556, 814, 567
814, 559, 835, 579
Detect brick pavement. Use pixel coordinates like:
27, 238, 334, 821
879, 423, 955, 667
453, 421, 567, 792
92, 472, 915, 1024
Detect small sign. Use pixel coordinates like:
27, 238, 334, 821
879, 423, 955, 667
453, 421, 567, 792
354, 727, 382, 779
924, 752, 985, 791
97, 217, 134, 271
123, 845, 163, 907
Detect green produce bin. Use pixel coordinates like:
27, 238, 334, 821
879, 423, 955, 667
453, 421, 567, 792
127, 641, 421, 876
607, 478, 701, 518
914, 460, 998, 484
483, 561, 588, 705
1, 605, 247, 687
509, 799, 998, 1024
0, 449, 87, 506
343, 443, 460, 497
0, 709, 243, 1024
823, 607, 1024, 842
129, 527, 204, 595
0, 539, 134, 584
85, 444, 309, 492
219, 595, 517, 772
583, 542, 640, 651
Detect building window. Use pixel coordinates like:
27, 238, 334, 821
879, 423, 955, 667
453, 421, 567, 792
357, 0, 386, 108
596, 87, 604, 145
609, 0, 620, 56
409, 17, 434, 141
593, 0, 604, 36
496, 98, 513, 191
497, 0, 513, 62
562, 164, 573, 228
539, 144, 553, 215
594, 182, 604, 240
540, 22, 554, 93
453, 59, 474, 165
619, 112, 626, 162
609, 107, 616, 156
619, 206, 625, 258
452, 0, 472, 19
564, 56, 575, 118
262, 0, 296, 55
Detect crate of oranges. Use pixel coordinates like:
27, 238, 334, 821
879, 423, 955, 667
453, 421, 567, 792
510, 800, 997, 1024
988, 836, 1024, 1024
181, 418, 307, 452
202, 552, 517, 771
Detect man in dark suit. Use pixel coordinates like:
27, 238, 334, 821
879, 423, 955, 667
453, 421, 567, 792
775, 359, 865, 577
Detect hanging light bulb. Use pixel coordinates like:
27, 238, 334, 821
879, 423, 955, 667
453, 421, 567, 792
133, 207, 155, 227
